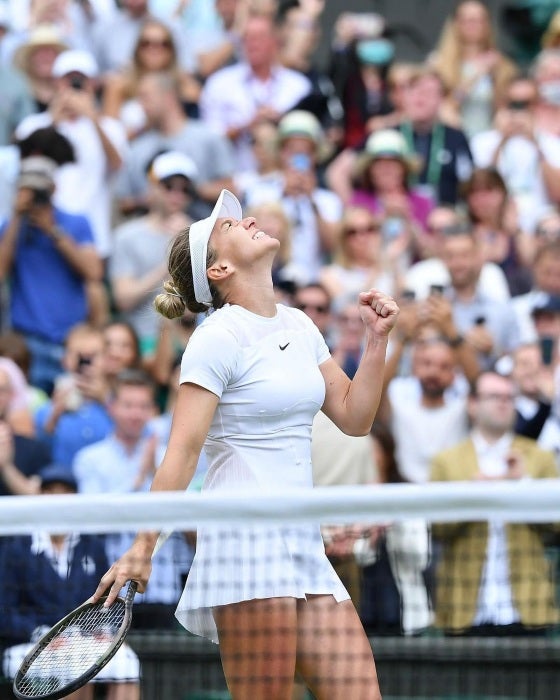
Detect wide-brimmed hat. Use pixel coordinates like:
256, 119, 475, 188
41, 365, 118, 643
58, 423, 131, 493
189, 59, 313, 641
355, 129, 422, 180
190, 189, 242, 305
13, 24, 68, 73
277, 110, 333, 162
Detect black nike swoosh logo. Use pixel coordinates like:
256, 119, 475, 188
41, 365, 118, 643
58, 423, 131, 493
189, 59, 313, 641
279, 343, 290, 351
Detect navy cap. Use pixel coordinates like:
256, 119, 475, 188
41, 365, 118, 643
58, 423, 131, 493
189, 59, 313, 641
40, 464, 77, 491
531, 294, 560, 316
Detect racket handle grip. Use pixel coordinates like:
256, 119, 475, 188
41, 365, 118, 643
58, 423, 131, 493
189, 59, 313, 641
126, 580, 138, 602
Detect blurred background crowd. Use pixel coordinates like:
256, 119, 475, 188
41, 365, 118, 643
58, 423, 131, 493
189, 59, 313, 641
1, 0, 560, 658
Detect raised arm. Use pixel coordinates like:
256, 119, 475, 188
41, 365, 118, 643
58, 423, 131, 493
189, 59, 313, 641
320, 289, 399, 436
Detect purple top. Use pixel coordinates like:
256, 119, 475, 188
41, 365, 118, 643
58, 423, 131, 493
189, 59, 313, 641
349, 188, 434, 232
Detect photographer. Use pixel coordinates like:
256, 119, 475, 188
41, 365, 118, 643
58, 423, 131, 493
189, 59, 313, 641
471, 75, 560, 232
0, 156, 102, 395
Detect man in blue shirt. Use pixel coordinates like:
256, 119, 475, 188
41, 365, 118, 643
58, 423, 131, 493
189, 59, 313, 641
0, 156, 103, 394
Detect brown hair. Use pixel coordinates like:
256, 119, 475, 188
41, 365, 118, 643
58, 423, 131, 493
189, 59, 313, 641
153, 227, 224, 318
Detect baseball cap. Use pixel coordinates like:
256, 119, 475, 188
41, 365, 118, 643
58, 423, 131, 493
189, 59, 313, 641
151, 151, 198, 183
17, 156, 57, 190
52, 49, 98, 78
40, 464, 78, 491
364, 129, 410, 160
190, 189, 242, 306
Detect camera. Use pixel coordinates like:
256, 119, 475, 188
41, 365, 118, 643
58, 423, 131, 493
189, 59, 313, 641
77, 354, 93, 373
289, 153, 311, 172
32, 188, 51, 206
69, 75, 85, 91
381, 217, 404, 241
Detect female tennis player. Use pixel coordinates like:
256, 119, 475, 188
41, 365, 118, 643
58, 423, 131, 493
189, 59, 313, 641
93, 189, 398, 700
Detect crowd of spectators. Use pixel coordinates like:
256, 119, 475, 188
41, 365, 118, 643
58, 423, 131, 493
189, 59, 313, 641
1, 0, 560, 676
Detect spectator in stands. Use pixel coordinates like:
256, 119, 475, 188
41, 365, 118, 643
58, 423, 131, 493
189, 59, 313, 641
461, 167, 533, 295
533, 48, 560, 138
0, 364, 50, 496
74, 369, 194, 630
512, 242, 560, 342
349, 128, 433, 237
199, 12, 311, 172
470, 75, 560, 233
0, 156, 102, 395
234, 119, 281, 204
91, 0, 189, 76
0, 23, 34, 146
115, 70, 234, 217
533, 208, 560, 250
404, 208, 512, 304
429, 0, 517, 137
293, 282, 335, 350
13, 23, 68, 113
195, 0, 245, 80
327, 66, 474, 207
398, 67, 474, 205
34, 323, 113, 471
311, 410, 378, 611
382, 337, 470, 484
328, 10, 392, 149
439, 226, 520, 370
102, 320, 142, 390
102, 17, 201, 138
360, 421, 433, 636
246, 109, 342, 283
14, 49, 128, 260
277, 0, 343, 142
319, 205, 400, 313
0, 464, 141, 698
511, 342, 554, 441
0, 357, 35, 437
330, 301, 367, 380
431, 370, 559, 636
110, 150, 196, 358
0, 331, 48, 416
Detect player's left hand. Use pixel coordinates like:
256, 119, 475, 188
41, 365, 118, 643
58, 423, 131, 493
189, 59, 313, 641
358, 289, 399, 337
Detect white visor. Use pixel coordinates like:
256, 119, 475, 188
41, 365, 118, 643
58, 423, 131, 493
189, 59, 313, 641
189, 189, 243, 305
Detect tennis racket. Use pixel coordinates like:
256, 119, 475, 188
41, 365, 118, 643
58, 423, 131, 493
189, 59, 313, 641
13, 531, 172, 700
13, 580, 138, 700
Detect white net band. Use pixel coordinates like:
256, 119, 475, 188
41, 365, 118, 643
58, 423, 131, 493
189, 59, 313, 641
1, 479, 560, 535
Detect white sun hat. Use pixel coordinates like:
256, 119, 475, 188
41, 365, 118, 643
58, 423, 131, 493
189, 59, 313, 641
190, 189, 242, 306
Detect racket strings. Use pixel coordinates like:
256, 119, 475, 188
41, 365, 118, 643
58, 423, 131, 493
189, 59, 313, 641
15, 600, 126, 696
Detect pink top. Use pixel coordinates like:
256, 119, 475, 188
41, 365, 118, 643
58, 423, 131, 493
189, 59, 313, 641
350, 188, 434, 232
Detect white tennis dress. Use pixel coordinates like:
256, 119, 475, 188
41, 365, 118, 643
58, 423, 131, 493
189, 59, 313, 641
175, 303, 350, 643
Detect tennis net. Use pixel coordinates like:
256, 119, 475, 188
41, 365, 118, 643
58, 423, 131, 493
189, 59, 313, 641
1, 480, 559, 700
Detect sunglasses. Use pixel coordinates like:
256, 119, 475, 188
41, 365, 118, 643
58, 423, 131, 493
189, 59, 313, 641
161, 179, 190, 195
297, 303, 329, 314
344, 225, 380, 237
139, 37, 173, 49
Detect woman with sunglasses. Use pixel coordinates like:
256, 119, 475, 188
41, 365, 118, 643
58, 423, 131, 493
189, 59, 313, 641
94, 189, 398, 699
102, 18, 201, 139
320, 205, 401, 313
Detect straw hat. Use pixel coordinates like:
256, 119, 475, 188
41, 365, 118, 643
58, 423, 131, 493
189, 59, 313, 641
355, 129, 422, 180
14, 24, 68, 73
277, 109, 333, 163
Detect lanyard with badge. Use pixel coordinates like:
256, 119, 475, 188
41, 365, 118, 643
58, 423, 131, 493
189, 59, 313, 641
401, 120, 445, 197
